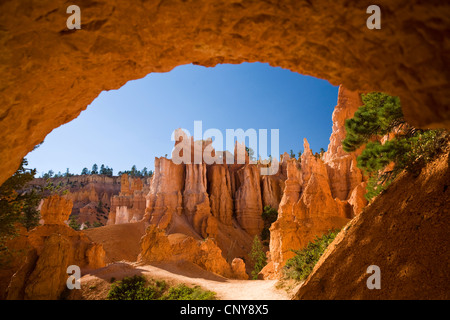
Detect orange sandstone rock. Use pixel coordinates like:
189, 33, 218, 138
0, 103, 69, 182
40, 195, 73, 225
231, 258, 248, 280
138, 225, 232, 278
6, 196, 106, 300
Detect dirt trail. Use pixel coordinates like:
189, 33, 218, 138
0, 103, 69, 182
73, 261, 292, 300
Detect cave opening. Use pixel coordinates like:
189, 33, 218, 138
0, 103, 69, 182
26, 62, 339, 178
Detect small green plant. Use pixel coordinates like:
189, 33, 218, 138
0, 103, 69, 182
161, 284, 216, 300
107, 275, 163, 300
250, 235, 267, 280
283, 229, 340, 282
92, 221, 103, 228
68, 216, 80, 231
106, 275, 215, 300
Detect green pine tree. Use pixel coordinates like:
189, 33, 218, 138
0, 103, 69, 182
0, 158, 42, 266
250, 235, 267, 280
342, 92, 447, 201
289, 149, 295, 159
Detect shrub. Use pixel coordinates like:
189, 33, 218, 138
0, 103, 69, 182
283, 229, 340, 282
161, 284, 216, 300
106, 275, 215, 300
107, 275, 161, 300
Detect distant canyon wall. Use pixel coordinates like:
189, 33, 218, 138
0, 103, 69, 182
30, 175, 121, 225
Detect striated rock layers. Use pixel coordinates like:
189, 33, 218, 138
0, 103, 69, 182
261, 86, 367, 279
5, 195, 106, 300
107, 174, 150, 225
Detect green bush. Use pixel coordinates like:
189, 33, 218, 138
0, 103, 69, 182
283, 229, 340, 282
107, 275, 162, 300
161, 284, 216, 300
106, 275, 215, 300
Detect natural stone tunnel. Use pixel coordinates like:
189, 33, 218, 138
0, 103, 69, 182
1, 0, 449, 185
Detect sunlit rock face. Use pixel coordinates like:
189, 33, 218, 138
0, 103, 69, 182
138, 225, 233, 278
261, 86, 368, 279
1, 0, 449, 186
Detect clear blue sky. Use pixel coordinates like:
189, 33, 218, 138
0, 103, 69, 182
26, 62, 339, 176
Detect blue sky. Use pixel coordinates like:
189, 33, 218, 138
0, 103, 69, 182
26, 62, 339, 176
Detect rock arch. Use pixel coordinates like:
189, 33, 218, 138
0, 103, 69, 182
1, 0, 449, 184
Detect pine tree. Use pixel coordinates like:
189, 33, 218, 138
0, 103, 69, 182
319, 148, 325, 157
68, 216, 80, 231
342, 92, 403, 153
289, 149, 295, 159
250, 235, 267, 280
0, 159, 42, 265
245, 147, 255, 161
91, 164, 98, 175
343, 92, 447, 201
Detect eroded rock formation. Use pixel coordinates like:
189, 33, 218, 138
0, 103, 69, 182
261, 87, 367, 278
107, 174, 149, 225
138, 225, 232, 278
140, 133, 286, 276
231, 258, 248, 280
5, 195, 106, 300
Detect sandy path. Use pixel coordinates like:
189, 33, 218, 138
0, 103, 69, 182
75, 261, 292, 300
